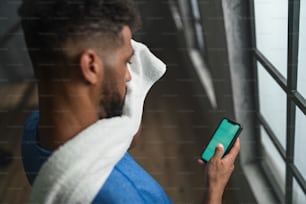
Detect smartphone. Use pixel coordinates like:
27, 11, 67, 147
201, 118, 242, 162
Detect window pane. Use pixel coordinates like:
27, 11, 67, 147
190, 0, 205, 50
258, 62, 287, 148
254, 0, 288, 78
298, 0, 306, 98
293, 179, 306, 204
294, 107, 306, 180
261, 126, 285, 193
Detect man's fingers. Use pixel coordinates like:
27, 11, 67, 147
224, 138, 240, 161
213, 143, 224, 159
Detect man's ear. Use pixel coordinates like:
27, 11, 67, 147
79, 49, 103, 84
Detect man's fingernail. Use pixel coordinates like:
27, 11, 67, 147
217, 144, 224, 148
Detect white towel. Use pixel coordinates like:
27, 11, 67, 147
29, 40, 166, 204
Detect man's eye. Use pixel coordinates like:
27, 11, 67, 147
127, 60, 132, 65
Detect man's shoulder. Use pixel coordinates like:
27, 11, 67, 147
22, 111, 49, 185
21, 112, 172, 203
93, 153, 172, 204
24, 111, 39, 133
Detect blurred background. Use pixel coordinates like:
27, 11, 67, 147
0, 0, 305, 203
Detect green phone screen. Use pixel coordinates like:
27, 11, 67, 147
201, 118, 241, 162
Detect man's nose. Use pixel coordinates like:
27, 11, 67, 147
126, 68, 132, 82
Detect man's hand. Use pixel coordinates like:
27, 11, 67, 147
198, 138, 240, 204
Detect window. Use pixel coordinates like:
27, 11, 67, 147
251, 0, 306, 203
170, 0, 217, 108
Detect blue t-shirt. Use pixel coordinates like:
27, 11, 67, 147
22, 111, 172, 204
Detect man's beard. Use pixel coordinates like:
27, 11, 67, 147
99, 88, 126, 119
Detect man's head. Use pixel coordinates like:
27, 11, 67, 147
19, 0, 140, 118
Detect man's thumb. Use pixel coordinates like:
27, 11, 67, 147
214, 144, 224, 158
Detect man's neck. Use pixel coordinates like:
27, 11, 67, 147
37, 85, 99, 151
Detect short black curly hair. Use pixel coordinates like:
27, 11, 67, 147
18, 0, 140, 78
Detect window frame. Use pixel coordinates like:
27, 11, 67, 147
249, 0, 306, 203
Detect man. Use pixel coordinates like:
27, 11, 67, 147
19, 0, 240, 203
